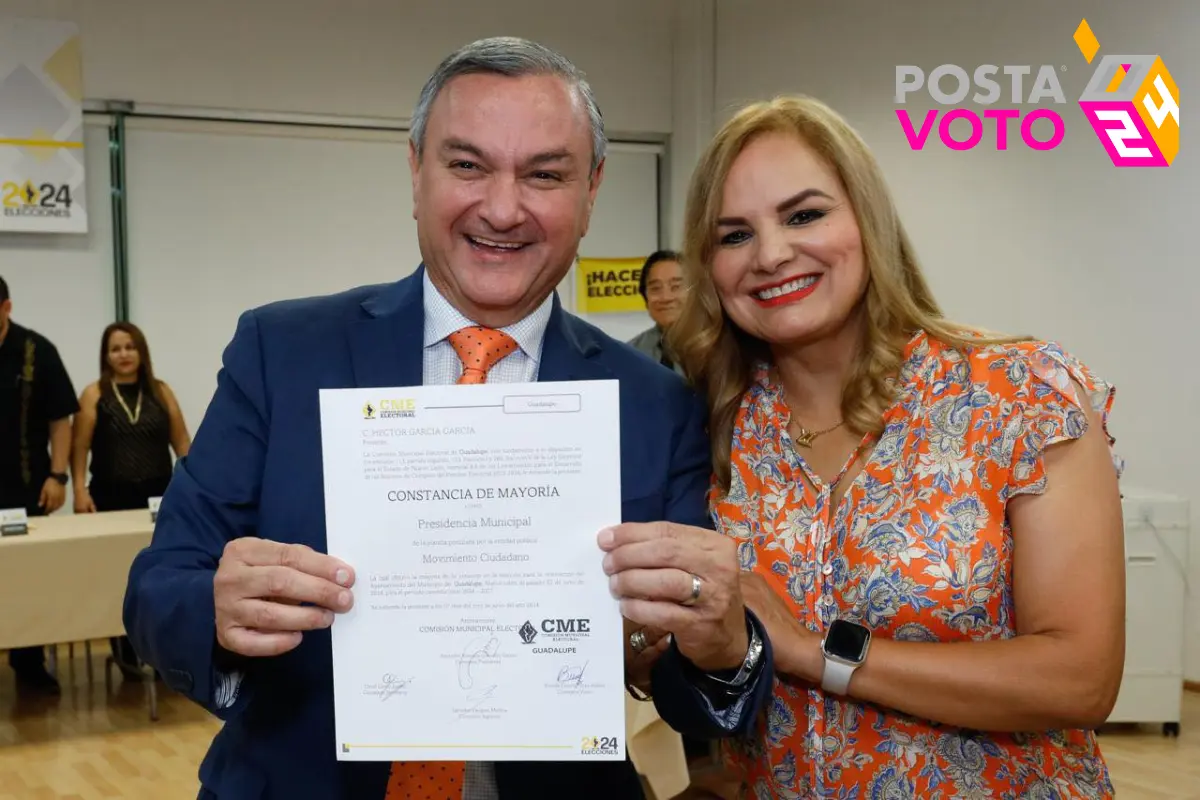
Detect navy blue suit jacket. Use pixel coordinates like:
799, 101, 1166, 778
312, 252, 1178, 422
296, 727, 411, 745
123, 269, 771, 800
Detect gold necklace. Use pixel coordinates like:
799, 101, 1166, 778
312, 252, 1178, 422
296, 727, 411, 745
112, 380, 143, 424
778, 379, 845, 447
793, 419, 844, 448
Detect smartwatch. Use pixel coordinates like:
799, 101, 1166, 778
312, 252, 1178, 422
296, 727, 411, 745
49, 472, 68, 485
820, 619, 871, 695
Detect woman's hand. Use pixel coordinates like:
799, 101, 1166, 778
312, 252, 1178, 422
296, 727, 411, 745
600, 522, 747, 672
739, 571, 820, 681
74, 490, 97, 514
624, 623, 670, 696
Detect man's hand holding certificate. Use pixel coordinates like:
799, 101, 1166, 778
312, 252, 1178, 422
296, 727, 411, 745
319, 380, 625, 763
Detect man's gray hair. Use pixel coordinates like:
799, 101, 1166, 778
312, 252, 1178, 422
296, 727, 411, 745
409, 36, 607, 174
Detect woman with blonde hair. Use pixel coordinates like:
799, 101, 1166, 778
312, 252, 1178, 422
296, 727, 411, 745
603, 96, 1125, 798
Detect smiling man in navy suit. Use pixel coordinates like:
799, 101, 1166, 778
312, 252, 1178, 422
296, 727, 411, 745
123, 37, 772, 800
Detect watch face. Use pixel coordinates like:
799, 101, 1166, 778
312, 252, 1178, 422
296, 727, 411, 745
825, 620, 870, 661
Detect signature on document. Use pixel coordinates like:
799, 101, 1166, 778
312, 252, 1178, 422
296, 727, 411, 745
556, 661, 588, 686
457, 636, 501, 690
457, 635, 503, 711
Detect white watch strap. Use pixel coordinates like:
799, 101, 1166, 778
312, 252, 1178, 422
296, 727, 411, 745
821, 657, 856, 695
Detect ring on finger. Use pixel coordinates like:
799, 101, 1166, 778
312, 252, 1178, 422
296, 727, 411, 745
681, 574, 701, 607
629, 629, 648, 654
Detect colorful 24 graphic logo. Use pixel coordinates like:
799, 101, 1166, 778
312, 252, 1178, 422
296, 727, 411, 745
1074, 18, 1179, 167
580, 735, 619, 755
1, 179, 75, 212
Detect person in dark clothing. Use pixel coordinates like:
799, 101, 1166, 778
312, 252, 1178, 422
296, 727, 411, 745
0, 275, 80, 694
72, 321, 191, 679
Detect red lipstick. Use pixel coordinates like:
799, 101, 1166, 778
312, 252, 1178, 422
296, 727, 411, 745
751, 274, 821, 308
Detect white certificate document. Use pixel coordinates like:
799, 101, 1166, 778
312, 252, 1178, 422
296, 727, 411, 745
319, 380, 626, 763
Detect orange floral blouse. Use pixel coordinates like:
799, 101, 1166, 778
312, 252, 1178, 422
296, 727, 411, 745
711, 330, 1121, 799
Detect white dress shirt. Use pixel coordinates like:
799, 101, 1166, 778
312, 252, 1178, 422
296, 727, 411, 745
217, 272, 555, 800
421, 271, 552, 385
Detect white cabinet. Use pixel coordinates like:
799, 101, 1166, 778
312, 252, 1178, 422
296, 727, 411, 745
1105, 489, 1190, 736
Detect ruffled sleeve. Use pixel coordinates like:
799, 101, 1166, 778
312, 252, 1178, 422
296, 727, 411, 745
1001, 341, 1122, 497
706, 474, 725, 532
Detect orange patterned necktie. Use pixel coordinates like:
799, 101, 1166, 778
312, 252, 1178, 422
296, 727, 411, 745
384, 762, 465, 800
447, 326, 519, 384
384, 326, 517, 799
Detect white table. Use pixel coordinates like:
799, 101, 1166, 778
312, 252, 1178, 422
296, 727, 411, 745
0, 509, 158, 717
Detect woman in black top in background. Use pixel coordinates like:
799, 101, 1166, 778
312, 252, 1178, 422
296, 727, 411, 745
72, 321, 191, 678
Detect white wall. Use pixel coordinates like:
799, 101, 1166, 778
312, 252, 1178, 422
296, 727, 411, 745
666, 0, 715, 248
0, 0, 675, 136
709, 0, 1199, 679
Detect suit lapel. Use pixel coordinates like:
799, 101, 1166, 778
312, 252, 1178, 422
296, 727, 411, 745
347, 268, 425, 389
537, 297, 612, 383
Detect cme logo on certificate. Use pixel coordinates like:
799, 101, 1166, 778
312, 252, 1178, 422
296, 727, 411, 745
362, 398, 416, 419
519, 617, 592, 654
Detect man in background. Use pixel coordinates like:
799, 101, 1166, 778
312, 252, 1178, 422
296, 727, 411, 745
628, 250, 687, 375
0, 275, 78, 694
123, 37, 770, 800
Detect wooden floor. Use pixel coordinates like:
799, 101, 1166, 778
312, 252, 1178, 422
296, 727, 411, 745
0, 645, 218, 799
1097, 698, 1200, 799
0, 645, 1197, 799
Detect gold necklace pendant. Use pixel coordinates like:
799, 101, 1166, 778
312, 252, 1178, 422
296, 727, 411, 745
777, 380, 845, 448
112, 380, 143, 424
793, 420, 843, 448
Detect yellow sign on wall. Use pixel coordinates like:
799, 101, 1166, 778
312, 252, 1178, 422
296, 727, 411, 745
576, 257, 646, 314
